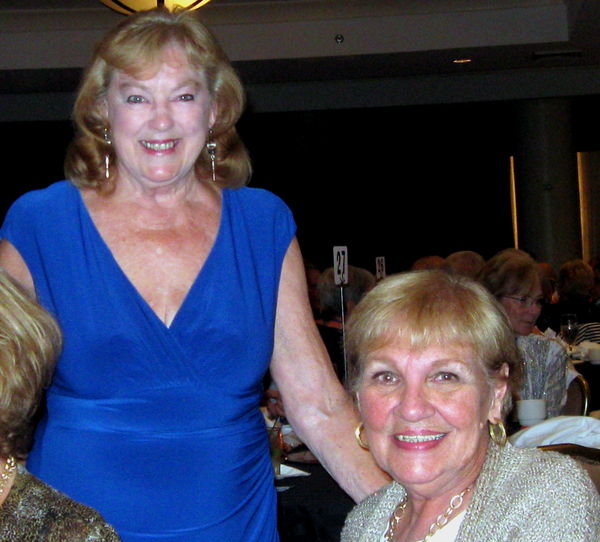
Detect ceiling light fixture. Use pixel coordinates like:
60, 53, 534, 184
453, 58, 472, 64
100, 0, 213, 15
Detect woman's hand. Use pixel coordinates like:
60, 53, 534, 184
262, 389, 286, 419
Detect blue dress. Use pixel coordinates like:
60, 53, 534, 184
1, 181, 296, 542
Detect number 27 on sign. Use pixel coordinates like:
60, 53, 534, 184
334, 246, 348, 285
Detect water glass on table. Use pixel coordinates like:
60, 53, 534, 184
560, 314, 578, 356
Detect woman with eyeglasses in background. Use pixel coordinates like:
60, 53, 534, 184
477, 249, 568, 419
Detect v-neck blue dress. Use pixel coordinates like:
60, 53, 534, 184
1, 181, 296, 542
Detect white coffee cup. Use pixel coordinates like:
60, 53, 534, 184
517, 399, 546, 427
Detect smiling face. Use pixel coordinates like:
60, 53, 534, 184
357, 341, 506, 498
105, 44, 216, 191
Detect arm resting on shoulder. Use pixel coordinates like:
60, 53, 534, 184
270, 238, 390, 502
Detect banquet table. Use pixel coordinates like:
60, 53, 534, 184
276, 461, 355, 542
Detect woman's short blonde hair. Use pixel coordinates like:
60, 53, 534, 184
346, 270, 520, 417
65, 7, 250, 191
0, 269, 62, 460
477, 248, 540, 300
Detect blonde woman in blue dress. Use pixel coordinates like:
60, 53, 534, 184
0, 8, 386, 541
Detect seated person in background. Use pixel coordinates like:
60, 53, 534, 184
588, 255, 600, 309
536, 261, 558, 332
576, 322, 600, 346
342, 270, 600, 542
265, 264, 376, 416
570, 257, 600, 345
316, 266, 376, 381
0, 269, 120, 541
538, 262, 558, 304
477, 249, 568, 418
410, 255, 445, 271
443, 250, 485, 279
547, 259, 600, 333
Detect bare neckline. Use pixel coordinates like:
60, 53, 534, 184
76, 185, 225, 329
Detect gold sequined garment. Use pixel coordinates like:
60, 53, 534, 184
342, 442, 600, 542
0, 465, 121, 541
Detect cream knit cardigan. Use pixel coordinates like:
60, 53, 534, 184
342, 441, 600, 541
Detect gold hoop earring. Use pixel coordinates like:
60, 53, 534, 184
355, 422, 369, 450
488, 418, 507, 447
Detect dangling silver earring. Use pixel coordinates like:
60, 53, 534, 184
206, 130, 217, 182
104, 128, 111, 179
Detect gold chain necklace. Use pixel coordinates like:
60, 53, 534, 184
384, 486, 471, 542
0, 457, 16, 494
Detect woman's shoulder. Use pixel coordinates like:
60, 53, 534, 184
6, 181, 77, 216
225, 186, 290, 212
458, 444, 600, 540
2, 181, 80, 244
482, 443, 600, 512
517, 333, 567, 359
342, 482, 405, 542
495, 442, 591, 482
519, 332, 564, 349
223, 187, 295, 241
0, 467, 121, 541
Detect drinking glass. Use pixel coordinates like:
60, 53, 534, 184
560, 314, 578, 356
268, 418, 283, 476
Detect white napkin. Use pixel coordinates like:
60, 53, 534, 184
510, 415, 600, 449
276, 464, 310, 480
573, 341, 600, 362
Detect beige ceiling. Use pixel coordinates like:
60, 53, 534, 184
1, 0, 600, 120
0, 0, 597, 76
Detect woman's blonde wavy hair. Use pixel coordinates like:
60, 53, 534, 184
65, 7, 251, 191
0, 269, 62, 460
346, 270, 521, 418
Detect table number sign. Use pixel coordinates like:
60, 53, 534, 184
376, 257, 386, 280
333, 246, 349, 377
333, 246, 348, 286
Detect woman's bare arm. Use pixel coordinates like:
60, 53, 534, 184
270, 238, 390, 502
0, 239, 35, 293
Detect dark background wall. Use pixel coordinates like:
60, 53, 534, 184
240, 102, 515, 273
4, 95, 599, 276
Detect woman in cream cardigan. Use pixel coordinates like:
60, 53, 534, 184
342, 270, 600, 542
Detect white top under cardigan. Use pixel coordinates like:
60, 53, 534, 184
377, 511, 465, 542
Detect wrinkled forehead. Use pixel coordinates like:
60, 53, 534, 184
364, 333, 478, 362
511, 278, 542, 298
120, 42, 201, 77
503, 268, 541, 297
364, 313, 479, 354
